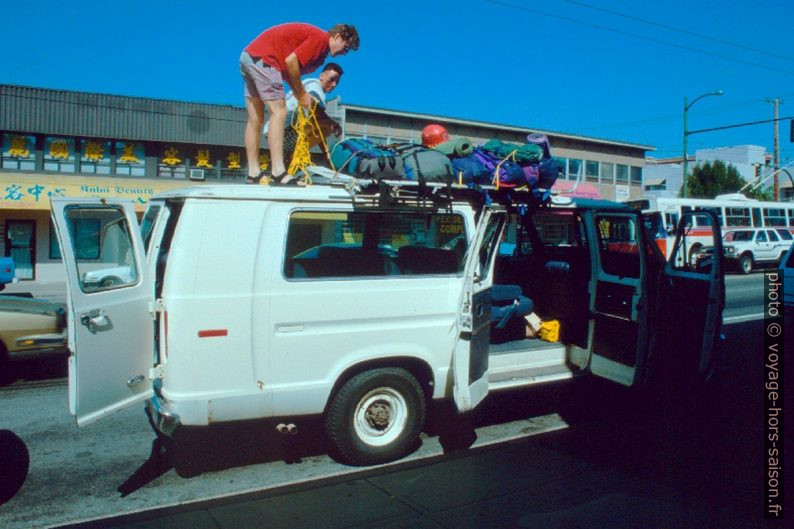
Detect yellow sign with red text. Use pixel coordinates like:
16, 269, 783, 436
0, 173, 199, 211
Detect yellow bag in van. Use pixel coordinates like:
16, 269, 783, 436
538, 320, 560, 342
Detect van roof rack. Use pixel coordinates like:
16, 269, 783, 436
304, 165, 552, 214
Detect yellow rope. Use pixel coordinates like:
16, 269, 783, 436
287, 102, 321, 185
493, 149, 518, 189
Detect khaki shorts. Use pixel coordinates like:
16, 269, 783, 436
239, 51, 285, 101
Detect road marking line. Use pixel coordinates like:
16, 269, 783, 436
724, 313, 765, 324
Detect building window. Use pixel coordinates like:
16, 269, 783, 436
44, 137, 77, 173
630, 166, 642, 185
601, 162, 615, 184
616, 164, 629, 184
1, 134, 36, 171
553, 157, 568, 179
5, 220, 35, 280
568, 158, 582, 180
116, 141, 145, 176
80, 139, 112, 175
586, 160, 599, 183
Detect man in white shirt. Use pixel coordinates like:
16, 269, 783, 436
264, 62, 343, 136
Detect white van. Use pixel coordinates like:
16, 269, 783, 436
51, 178, 725, 465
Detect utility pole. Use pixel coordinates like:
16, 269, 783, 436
766, 97, 782, 200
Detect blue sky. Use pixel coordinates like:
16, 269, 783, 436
2, 0, 793, 161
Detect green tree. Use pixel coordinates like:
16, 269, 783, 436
680, 160, 772, 200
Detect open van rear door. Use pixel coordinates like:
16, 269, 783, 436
650, 210, 724, 383
51, 198, 153, 426
453, 208, 506, 411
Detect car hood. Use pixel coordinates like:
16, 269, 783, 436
0, 296, 66, 318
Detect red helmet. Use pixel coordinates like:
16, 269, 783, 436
421, 124, 450, 147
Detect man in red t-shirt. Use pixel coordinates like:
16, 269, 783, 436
240, 23, 359, 185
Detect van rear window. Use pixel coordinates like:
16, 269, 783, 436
284, 211, 467, 279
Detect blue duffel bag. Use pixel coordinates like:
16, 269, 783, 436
451, 154, 491, 185
329, 138, 405, 180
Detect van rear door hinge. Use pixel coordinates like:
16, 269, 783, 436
149, 298, 165, 317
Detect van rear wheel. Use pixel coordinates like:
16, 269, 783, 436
325, 368, 425, 466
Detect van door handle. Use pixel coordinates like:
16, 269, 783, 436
80, 309, 108, 329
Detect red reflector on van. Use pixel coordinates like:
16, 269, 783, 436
198, 329, 228, 338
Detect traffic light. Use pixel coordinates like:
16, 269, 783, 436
790, 119, 794, 142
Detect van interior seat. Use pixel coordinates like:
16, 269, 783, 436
395, 246, 458, 275
291, 246, 397, 278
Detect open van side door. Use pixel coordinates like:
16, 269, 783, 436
588, 211, 649, 386
51, 198, 154, 426
453, 207, 507, 411
649, 210, 724, 383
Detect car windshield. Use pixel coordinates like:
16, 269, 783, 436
724, 231, 753, 242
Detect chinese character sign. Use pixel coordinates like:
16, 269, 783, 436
83, 140, 108, 162
226, 152, 241, 169
5, 135, 32, 158
195, 149, 213, 168
44, 137, 75, 161
162, 147, 181, 166
259, 153, 270, 171
116, 141, 143, 165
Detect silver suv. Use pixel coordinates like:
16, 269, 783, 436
721, 228, 792, 274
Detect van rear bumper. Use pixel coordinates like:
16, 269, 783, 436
145, 395, 181, 437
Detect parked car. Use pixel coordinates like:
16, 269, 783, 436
0, 256, 15, 291
717, 229, 791, 274
779, 243, 794, 321
0, 296, 67, 384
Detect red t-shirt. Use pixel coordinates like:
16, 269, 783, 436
245, 23, 330, 75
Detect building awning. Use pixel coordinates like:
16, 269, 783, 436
643, 177, 666, 187
0, 173, 194, 211
551, 180, 602, 199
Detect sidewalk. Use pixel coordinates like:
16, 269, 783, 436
56, 421, 766, 529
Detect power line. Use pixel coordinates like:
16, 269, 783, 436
562, 0, 794, 63
485, 0, 794, 76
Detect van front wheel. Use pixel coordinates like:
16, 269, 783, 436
325, 368, 425, 466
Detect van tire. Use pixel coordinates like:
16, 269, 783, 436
738, 254, 753, 274
325, 368, 425, 466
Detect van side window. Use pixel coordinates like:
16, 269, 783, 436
284, 211, 468, 279
62, 206, 139, 293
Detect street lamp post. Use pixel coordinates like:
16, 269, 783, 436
682, 90, 724, 198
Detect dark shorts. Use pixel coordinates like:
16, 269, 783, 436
239, 51, 285, 101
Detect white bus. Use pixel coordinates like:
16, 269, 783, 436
626, 194, 794, 259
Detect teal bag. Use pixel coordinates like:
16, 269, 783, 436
481, 139, 543, 165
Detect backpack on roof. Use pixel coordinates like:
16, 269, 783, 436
329, 138, 405, 180
522, 157, 560, 189
480, 139, 543, 165
472, 148, 526, 187
388, 143, 454, 183
451, 154, 491, 185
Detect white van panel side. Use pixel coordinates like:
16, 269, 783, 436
267, 276, 462, 415
261, 203, 464, 416
160, 200, 272, 425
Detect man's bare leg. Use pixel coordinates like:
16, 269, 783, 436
244, 96, 265, 178
265, 98, 288, 180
